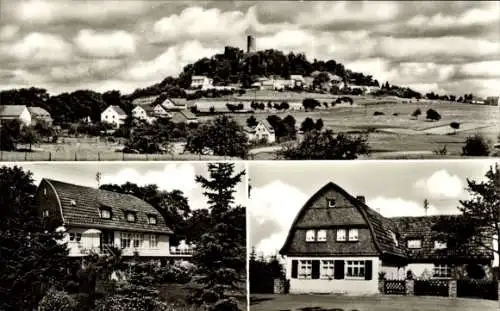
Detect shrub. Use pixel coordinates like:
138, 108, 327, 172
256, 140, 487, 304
392, 113, 399, 116
38, 288, 77, 311
209, 106, 215, 114
433, 145, 448, 155
426, 108, 441, 121
411, 108, 421, 118
373, 111, 384, 116
462, 134, 490, 156
450, 121, 460, 130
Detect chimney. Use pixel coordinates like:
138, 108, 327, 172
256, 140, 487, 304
356, 195, 366, 204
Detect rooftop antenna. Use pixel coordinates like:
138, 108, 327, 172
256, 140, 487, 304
423, 198, 429, 216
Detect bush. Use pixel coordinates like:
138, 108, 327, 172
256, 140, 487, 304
450, 121, 460, 130
392, 113, 399, 116
411, 108, 421, 118
38, 288, 77, 311
373, 111, 384, 116
426, 108, 441, 121
154, 264, 193, 284
462, 134, 490, 156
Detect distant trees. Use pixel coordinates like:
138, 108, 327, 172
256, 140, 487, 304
411, 108, 422, 119
461, 134, 490, 156
300, 117, 323, 133
267, 115, 297, 142
426, 109, 441, 121
279, 130, 370, 160
246, 115, 258, 128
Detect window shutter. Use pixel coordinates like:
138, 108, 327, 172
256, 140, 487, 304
334, 260, 344, 279
291, 260, 298, 279
311, 260, 320, 279
365, 260, 372, 280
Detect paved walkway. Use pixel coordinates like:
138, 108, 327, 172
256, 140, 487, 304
250, 294, 499, 311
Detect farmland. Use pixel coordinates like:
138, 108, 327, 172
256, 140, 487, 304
199, 94, 499, 159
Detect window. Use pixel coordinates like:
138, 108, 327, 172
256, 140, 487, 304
346, 260, 365, 278
298, 260, 312, 279
69, 233, 75, 241
43, 187, 47, 196
320, 260, 335, 279
149, 234, 158, 248
390, 231, 398, 246
317, 230, 327, 242
327, 199, 336, 207
434, 240, 447, 250
348, 229, 359, 241
42, 209, 49, 217
148, 215, 157, 225
120, 232, 131, 249
132, 233, 143, 248
75, 233, 82, 242
126, 212, 136, 222
433, 264, 451, 278
306, 230, 316, 242
407, 239, 422, 249
100, 209, 111, 219
336, 229, 346, 241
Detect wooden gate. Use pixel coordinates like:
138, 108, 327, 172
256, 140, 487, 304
414, 279, 448, 297
457, 279, 498, 301
384, 280, 406, 295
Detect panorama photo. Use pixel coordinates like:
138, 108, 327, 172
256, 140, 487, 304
0, 0, 498, 160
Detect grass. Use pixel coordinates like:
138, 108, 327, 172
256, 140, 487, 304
230, 100, 499, 159
250, 294, 500, 311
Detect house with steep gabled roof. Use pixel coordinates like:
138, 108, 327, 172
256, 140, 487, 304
101, 105, 127, 128
132, 104, 157, 124
0, 105, 32, 126
33, 179, 186, 259
280, 182, 494, 295
246, 120, 276, 144
169, 110, 198, 124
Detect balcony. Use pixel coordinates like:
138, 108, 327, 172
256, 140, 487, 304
169, 246, 195, 257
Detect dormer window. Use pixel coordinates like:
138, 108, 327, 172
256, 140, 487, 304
336, 229, 346, 241
126, 212, 136, 222
407, 239, 422, 249
42, 209, 49, 217
327, 199, 336, 207
434, 240, 447, 250
317, 230, 327, 242
100, 208, 111, 219
306, 230, 316, 242
348, 229, 359, 241
148, 215, 157, 225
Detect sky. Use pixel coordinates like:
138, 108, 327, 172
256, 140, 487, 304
248, 160, 499, 266
2, 161, 247, 212
0, 0, 498, 97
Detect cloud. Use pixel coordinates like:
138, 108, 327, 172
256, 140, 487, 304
249, 180, 308, 255
0, 25, 20, 41
123, 41, 219, 82
415, 170, 465, 199
74, 29, 136, 58
0, 32, 73, 63
100, 163, 198, 194
367, 197, 440, 217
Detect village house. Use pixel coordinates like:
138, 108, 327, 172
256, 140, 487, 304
290, 75, 305, 87
27, 107, 53, 126
169, 110, 198, 124
190, 75, 213, 89
245, 120, 276, 144
33, 178, 192, 259
471, 96, 486, 105
280, 182, 494, 295
132, 105, 157, 124
160, 98, 188, 111
0, 105, 32, 126
101, 105, 127, 128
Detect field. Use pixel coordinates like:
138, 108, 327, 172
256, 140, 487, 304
250, 294, 500, 311
218, 98, 499, 159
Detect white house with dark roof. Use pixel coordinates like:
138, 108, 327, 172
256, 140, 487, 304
34, 179, 192, 259
101, 105, 127, 128
245, 119, 276, 144
0, 105, 32, 126
190, 75, 213, 89
280, 182, 494, 295
132, 105, 157, 124
169, 110, 198, 124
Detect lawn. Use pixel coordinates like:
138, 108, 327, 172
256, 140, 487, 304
250, 294, 500, 311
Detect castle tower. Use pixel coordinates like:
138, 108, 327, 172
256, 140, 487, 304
247, 35, 256, 53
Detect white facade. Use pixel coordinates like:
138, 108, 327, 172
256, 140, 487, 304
190, 76, 213, 89
101, 106, 126, 128
61, 227, 171, 257
254, 121, 276, 143
19, 106, 32, 126
132, 106, 156, 124
285, 256, 381, 295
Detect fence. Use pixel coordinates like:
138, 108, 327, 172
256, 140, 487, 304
457, 279, 499, 301
380, 279, 499, 301
0, 150, 239, 161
